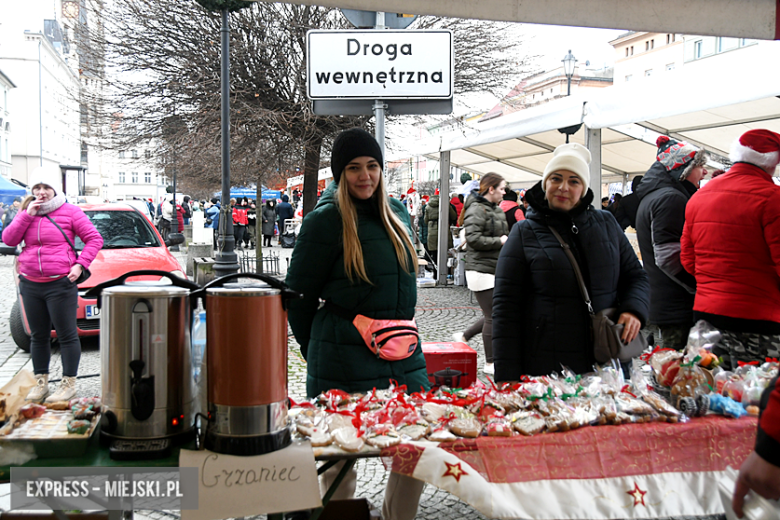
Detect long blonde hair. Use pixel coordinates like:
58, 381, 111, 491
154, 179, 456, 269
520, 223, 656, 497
336, 175, 418, 284
20, 195, 35, 211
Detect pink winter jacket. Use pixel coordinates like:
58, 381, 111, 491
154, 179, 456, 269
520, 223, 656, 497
2, 203, 103, 282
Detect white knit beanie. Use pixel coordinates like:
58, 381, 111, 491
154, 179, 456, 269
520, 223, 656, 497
542, 143, 591, 196
28, 164, 64, 195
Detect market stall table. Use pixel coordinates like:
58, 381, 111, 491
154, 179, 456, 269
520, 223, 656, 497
1, 415, 758, 520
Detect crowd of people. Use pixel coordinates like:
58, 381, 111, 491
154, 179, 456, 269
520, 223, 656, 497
134, 191, 302, 251
283, 127, 779, 519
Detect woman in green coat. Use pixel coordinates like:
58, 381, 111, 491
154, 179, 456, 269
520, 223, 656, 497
286, 128, 428, 520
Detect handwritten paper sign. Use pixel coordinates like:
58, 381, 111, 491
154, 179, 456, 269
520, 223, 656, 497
179, 441, 321, 520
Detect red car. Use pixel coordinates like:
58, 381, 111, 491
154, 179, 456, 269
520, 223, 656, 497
4, 203, 186, 352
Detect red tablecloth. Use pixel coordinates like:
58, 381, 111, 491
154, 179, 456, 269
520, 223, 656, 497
383, 416, 758, 519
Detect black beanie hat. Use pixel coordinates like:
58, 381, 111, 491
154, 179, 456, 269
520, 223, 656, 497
330, 128, 383, 184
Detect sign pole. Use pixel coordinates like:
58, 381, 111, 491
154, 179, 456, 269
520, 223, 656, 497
374, 12, 386, 168
373, 100, 386, 168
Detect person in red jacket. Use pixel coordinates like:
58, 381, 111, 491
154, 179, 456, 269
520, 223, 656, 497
681, 129, 780, 368
449, 193, 463, 219
732, 375, 780, 517
175, 201, 185, 233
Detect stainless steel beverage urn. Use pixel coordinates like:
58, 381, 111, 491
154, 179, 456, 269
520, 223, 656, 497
194, 273, 301, 456
86, 270, 200, 460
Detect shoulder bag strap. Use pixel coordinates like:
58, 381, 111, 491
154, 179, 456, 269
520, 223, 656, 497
45, 215, 78, 257
547, 225, 594, 315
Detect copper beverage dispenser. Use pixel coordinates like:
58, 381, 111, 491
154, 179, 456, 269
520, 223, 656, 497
195, 273, 301, 455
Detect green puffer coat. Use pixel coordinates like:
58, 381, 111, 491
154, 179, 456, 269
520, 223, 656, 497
286, 182, 430, 398
463, 190, 508, 274
424, 195, 456, 251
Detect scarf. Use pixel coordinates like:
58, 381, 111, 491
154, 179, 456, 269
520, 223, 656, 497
36, 193, 67, 216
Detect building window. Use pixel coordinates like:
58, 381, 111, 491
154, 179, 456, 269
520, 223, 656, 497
625, 74, 633, 82
650, 39, 654, 49
144, 150, 151, 159
645, 41, 649, 51
145, 172, 151, 184
694, 40, 703, 59
718, 37, 739, 52
666, 63, 675, 71
118, 172, 125, 183
629, 45, 634, 56
119, 151, 125, 159
625, 48, 629, 57
131, 149, 138, 159
131, 172, 138, 183
645, 69, 653, 77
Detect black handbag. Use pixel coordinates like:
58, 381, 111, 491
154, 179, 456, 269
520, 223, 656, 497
548, 226, 646, 363
45, 215, 92, 284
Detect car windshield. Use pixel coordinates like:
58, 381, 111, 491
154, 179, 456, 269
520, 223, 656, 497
74, 210, 161, 250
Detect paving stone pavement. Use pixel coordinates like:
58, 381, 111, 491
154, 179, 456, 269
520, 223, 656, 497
0, 247, 494, 519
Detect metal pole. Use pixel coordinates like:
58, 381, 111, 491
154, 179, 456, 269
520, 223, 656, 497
38, 40, 43, 168
373, 100, 386, 168
214, 8, 239, 277
567, 76, 572, 96
170, 102, 180, 252
437, 151, 450, 286
374, 12, 386, 168
585, 127, 602, 198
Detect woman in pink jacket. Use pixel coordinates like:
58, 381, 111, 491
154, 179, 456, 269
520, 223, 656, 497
2, 166, 103, 403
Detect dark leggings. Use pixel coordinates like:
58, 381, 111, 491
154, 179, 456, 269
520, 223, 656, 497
473, 288, 494, 363
234, 225, 246, 247
263, 234, 273, 247
20, 276, 80, 377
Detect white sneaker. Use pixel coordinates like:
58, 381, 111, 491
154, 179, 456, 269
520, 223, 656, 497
45, 376, 77, 403
483, 363, 495, 375
452, 332, 467, 344
26, 374, 49, 402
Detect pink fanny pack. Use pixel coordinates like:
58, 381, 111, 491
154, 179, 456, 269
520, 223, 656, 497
326, 301, 419, 361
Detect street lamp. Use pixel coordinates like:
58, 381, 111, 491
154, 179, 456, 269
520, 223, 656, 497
562, 50, 577, 96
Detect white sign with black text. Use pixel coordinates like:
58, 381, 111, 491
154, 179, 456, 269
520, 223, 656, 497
307, 30, 453, 100
179, 442, 321, 520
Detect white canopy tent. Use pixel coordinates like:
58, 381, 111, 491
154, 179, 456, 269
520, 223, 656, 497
415, 42, 780, 283
415, 41, 780, 187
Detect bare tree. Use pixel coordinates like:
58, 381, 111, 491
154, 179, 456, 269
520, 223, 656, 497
80, 0, 533, 214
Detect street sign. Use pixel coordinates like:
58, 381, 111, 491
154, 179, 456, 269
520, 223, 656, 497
306, 30, 453, 100
341, 9, 417, 29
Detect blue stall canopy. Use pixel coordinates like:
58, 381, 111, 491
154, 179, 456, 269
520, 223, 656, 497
214, 186, 282, 202
0, 176, 27, 206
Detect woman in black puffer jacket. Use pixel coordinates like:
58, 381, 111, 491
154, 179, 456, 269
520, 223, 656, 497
493, 143, 650, 380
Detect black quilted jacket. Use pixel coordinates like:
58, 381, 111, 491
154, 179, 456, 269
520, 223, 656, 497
492, 182, 650, 380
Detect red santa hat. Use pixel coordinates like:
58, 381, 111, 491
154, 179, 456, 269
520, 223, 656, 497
730, 129, 780, 171
407, 181, 416, 194
434, 188, 440, 195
